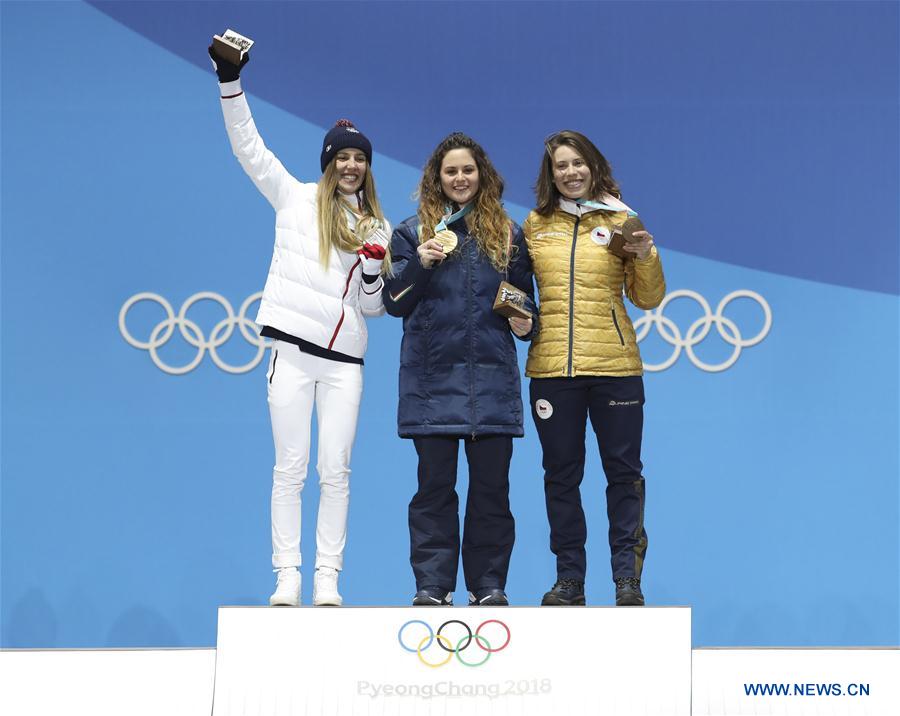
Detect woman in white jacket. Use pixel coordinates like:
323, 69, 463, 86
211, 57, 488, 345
210, 45, 390, 607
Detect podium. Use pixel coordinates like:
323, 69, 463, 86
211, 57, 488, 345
211, 606, 691, 715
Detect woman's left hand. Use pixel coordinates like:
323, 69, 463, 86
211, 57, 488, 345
624, 230, 654, 260
508, 316, 533, 337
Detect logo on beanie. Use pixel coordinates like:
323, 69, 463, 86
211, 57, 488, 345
346, 127, 360, 134
535, 399, 553, 419
325, 144, 332, 153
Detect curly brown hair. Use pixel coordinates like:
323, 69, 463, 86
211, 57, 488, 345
535, 130, 621, 217
417, 132, 512, 272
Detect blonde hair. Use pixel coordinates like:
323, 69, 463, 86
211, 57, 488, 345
417, 133, 512, 272
316, 162, 392, 274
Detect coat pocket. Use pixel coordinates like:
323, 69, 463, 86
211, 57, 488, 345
611, 307, 625, 346
267, 348, 279, 384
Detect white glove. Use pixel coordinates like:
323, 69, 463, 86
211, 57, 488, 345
358, 226, 389, 276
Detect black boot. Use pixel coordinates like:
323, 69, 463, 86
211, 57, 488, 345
541, 578, 586, 606
614, 577, 644, 606
412, 586, 453, 606
468, 588, 509, 606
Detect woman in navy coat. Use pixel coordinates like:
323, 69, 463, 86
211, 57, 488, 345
384, 133, 536, 606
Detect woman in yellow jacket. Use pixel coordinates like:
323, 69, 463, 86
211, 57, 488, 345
523, 130, 665, 607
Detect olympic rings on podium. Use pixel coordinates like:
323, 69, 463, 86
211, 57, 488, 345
477, 618, 511, 652
398, 619, 432, 652
417, 633, 454, 668
397, 618, 511, 668
455, 634, 491, 667
435, 620, 472, 652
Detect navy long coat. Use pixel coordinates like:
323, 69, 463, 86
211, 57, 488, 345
383, 215, 536, 438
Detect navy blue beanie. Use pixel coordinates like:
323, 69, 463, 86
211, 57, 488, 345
320, 119, 372, 172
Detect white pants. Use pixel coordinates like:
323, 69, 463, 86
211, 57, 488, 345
267, 340, 363, 570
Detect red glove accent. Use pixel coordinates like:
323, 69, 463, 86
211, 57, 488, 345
358, 242, 386, 261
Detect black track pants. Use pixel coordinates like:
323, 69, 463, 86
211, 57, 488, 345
529, 376, 647, 581
409, 435, 515, 592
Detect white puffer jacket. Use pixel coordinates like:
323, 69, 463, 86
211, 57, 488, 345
219, 79, 385, 359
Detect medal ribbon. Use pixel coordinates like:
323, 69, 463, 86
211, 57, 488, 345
340, 197, 362, 225
574, 196, 638, 217
341, 198, 384, 235
434, 202, 473, 233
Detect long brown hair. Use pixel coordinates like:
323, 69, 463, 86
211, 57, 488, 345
535, 130, 621, 217
316, 161, 391, 274
417, 132, 512, 272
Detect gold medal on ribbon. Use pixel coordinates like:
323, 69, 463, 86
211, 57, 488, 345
434, 229, 458, 254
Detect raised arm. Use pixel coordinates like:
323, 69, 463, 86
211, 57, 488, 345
210, 45, 295, 211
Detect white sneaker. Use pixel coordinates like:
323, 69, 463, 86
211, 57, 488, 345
312, 567, 343, 606
269, 567, 300, 606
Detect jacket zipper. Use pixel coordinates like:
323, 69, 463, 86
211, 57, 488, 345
466, 235, 477, 440
327, 258, 360, 350
611, 307, 625, 346
567, 216, 581, 377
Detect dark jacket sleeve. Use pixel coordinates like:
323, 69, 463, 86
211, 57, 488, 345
507, 223, 538, 341
382, 219, 436, 317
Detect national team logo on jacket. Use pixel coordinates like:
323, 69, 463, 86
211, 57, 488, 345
535, 399, 553, 419
590, 226, 611, 246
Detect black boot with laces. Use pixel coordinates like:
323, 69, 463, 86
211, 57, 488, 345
614, 576, 645, 606
541, 578, 586, 606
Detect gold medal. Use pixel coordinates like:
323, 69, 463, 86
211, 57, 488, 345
434, 229, 458, 254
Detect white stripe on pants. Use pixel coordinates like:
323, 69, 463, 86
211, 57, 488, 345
267, 340, 362, 570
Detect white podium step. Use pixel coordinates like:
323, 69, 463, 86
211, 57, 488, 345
211, 605, 691, 715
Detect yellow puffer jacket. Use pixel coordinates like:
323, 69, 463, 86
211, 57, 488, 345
523, 201, 665, 378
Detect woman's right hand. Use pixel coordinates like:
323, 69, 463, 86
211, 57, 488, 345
417, 239, 446, 269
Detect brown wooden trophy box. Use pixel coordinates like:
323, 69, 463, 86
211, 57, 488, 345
212, 29, 254, 66
493, 281, 532, 320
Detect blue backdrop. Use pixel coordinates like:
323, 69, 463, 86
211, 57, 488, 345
1, 0, 897, 648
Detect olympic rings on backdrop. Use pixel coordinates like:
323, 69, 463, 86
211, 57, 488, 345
633, 289, 772, 373
397, 619, 511, 668
119, 289, 771, 375
118, 292, 267, 375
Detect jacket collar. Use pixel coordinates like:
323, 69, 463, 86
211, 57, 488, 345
339, 192, 364, 229
558, 194, 634, 217
339, 191, 362, 210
